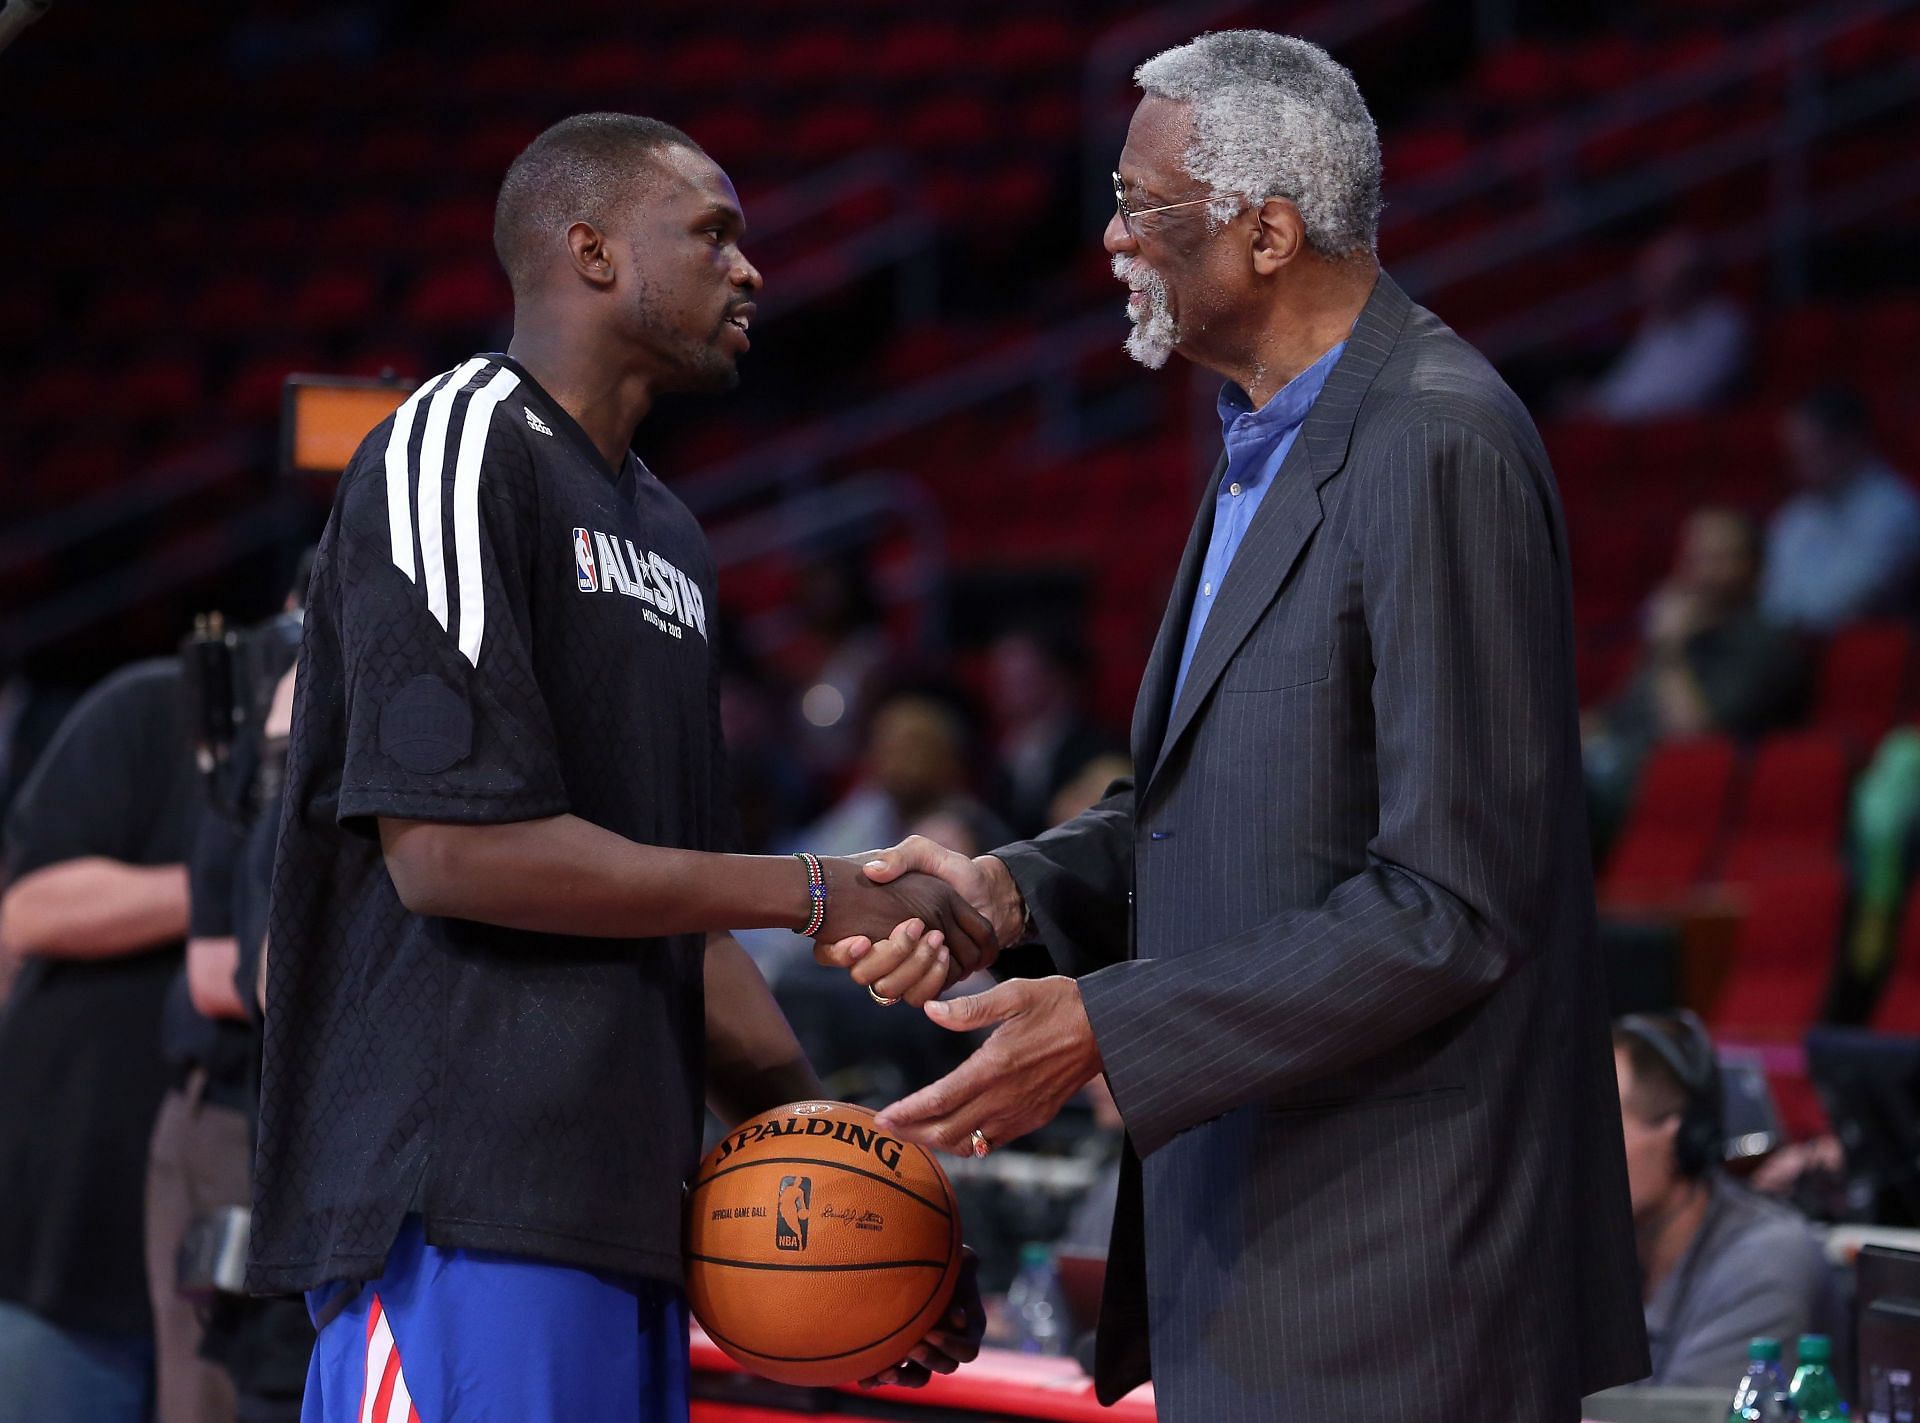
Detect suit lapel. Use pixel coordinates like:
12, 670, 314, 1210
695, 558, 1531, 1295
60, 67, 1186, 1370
1129, 452, 1223, 775
1145, 271, 1414, 791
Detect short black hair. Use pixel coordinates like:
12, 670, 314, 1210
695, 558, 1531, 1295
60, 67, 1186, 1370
1797, 383, 1872, 442
493, 113, 704, 294
1611, 1017, 1691, 1121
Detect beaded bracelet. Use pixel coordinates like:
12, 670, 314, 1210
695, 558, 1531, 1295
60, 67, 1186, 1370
793, 851, 827, 937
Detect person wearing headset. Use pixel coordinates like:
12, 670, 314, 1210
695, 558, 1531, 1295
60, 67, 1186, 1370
1613, 1012, 1834, 1386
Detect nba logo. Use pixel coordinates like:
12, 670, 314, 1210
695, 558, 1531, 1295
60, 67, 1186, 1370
775, 1175, 811, 1252
573, 528, 597, 591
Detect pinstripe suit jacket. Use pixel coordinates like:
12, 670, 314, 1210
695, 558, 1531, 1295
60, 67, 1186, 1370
996, 273, 1650, 1420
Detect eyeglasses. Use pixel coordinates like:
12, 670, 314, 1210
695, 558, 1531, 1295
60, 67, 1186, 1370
1111, 171, 1240, 238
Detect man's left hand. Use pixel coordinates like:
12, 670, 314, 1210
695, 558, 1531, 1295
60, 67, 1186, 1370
859, 1248, 985, 1388
875, 976, 1104, 1156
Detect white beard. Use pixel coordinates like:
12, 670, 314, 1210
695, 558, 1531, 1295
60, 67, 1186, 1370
1112, 254, 1177, 369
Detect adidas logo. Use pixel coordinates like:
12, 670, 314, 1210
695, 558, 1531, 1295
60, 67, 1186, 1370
524, 407, 554, 437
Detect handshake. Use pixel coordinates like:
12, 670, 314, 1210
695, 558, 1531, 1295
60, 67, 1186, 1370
797, 836, 1103, 1162
806, 836, 1026, 1006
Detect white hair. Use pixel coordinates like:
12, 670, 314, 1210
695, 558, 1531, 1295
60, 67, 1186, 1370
1135, 30, 1381, 258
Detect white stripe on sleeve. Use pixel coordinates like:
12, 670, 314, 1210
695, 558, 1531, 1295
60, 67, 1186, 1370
382, 371, 451, 583
414, 357, 489, 633
450, 364, 522, 666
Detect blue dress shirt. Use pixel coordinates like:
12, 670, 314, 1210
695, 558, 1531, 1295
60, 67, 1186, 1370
1169, 340, 1348, 711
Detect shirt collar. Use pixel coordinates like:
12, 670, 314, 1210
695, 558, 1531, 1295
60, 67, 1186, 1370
492, 352, 634, 488
1216, 339, 1349, 452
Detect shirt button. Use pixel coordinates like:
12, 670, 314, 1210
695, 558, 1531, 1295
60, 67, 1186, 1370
1229, 482, 1242, 496
1203, 581, 1212, 595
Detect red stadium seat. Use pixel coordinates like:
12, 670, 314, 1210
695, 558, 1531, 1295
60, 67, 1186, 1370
402, 260, 509, 329
288, 272, 380, 334
764, 31, 856, 89
982, 17, 1078, 74
560, 43, 646, 96
1476, 42, 1560, 107
1812, 621, 1912, 751
1707, 867, 1847, 1037
189, 275, 276, 337
1599, 736, 1741, 907
1716, 732, 1853, 884
874, 23, 967, 79
120, 356, 205, 422
20, 363, 104, 424
668, 35, 750, 91
419, 198, 497, 252
1018, 92, 1079, 146
83, 282, 179, 338
33, 435, 130, 500
316, 201, 412, 257
784, 104, 887, 167
221, 350, 326, 422
902, 95, 996, 153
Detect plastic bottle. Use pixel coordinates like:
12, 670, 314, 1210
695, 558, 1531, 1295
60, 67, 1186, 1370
1789, 1333, 1847, 1420
1727, 1337, 1791, 1423
1003, 1242, 1068, 1356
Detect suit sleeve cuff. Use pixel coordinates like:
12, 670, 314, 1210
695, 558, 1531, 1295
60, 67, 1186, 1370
990, 843, 1060, 950
1080, 958, 1181, 1157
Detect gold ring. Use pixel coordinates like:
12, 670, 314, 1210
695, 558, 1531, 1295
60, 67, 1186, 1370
868, 983, 899, 1007
970, 1129, 991, 1158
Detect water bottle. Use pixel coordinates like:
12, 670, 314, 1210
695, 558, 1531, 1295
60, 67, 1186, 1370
1727, 1337, 1791, 1423
1789, 1333, 1847, 1420
1004, 1242, 1068, 1355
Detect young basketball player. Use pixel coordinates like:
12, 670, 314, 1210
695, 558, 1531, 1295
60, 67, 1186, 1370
250, 115, 984, 1422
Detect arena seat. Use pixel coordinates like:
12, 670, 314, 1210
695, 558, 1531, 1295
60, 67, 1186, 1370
1599, 736, 1741, 907
1812, 621, 1913, 752
1707, 865, 1848, 1037
1716, 732, 1854, 885
7, 0, 1919, 727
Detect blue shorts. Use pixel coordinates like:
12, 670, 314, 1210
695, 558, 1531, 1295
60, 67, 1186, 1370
300, 1219, 689, 1423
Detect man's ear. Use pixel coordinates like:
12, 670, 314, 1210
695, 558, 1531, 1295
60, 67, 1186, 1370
1250, 197, 1306, 276
566, 220, 616, 289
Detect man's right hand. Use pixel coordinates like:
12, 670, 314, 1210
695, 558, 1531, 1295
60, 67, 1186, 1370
814, 858, 997, 988
814, 838, 1027, 987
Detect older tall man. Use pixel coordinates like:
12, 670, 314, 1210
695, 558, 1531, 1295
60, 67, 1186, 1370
831, 31, 1649, 1421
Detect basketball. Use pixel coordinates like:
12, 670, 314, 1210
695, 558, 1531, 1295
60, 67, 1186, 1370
685, 1100, 963, 1386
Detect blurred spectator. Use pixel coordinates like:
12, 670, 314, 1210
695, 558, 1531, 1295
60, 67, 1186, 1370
736, 688, 1007, 990
786, 559, 891, 784
1584, 508, 1808, 835
1587, 230, 1748, 421
1761, 385, 1920, 632
0, 659, 199, 1423
1614, 1014, 1833, 1388
986, 628, 1121, 839
715, 629, 814, 853
1047, 754, 1134, 829
795, 689, 1007, 859
758, 689, 1008, 1097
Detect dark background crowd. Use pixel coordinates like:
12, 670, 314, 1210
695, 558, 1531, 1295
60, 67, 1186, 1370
3, 0, 1920, 1418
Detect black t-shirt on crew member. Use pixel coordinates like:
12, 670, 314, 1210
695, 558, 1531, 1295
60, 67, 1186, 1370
158, 782, 257, 1098
250, 355, 735, 1296
0, 659, 197, 1338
